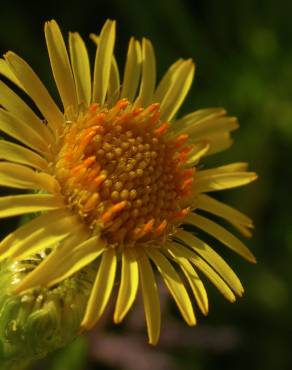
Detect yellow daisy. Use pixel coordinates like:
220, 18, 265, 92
0, 19, 257, 345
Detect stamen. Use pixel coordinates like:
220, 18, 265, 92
90, 103, 99, 112
174, 134, 189, 147
83, 156, 96, 168
155, 220, 167, 236
154, 122, 170, 136
83, 193, 100, 212
171, 207, 190, 222
106, 98, 129, 121
94, 174, 107, 188
133, 219, 155, 240
181, 178, 194, 191
102, 201, 127, 224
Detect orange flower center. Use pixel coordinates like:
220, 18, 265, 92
55, 99, 194, 246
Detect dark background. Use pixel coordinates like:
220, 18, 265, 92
1, 0, 292, 369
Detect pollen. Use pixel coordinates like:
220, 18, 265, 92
55, 100, 193, 246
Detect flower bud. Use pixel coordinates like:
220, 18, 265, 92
0, 254, 95, 369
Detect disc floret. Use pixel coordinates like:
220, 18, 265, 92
55, 99, 194, 247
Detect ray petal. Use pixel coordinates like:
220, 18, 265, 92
0, 162, 59, 193
0, 80, 54, 144
92, 20, 116, 104
203, 132, 233, 155
107, 56, 120, 106
185, 141, 210, 166
166, 241, 236, 302
4, 52, 63, 133
179, 107, 226, 124
90, 33, 120, 106
114, 247, 139, 323
175, 230, 244, 296
197, 194, 253, 237
171, 109, 235, 156
137, 248, 161, 345
15, 233, 105, 292
196, 171, 257, 193
81, 248, 117, 329
47, 235, 105, 287
185, 213, 256, 263
0, 194, 65, 218
153, 59, 184, 103
0, 58, 23, 89
45, 20, 78, 115
183, 116, 239, 138
196, 163, 249, 178
159, 60, 195, 122
134, 38, 156, 108
146, 247, 196, 326
69, 32, 91, 107
0, 141, 48, 170
164, 241, 209, 315
0, 209, 77, 260
0, 108, 51, 155
120, 38, 142, 102
173, 108, 228, 134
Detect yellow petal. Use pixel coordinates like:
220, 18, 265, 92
81, 248, 117, 329
4, 52, 63, 133
15, 233, 105, 292
154, 59, 184, 103
172, 108, 234, 156
196, 171, 258, 193
0, 209, 77, 260
0, 108, 51, 155
14, 231, 85, 291
0, 58, 23, 89
227, 222, 252, 238
175, 230, 244, 296
185, 213, 256, 263
90, 33, 120, 106
120, 38, 142, 102
137, 248, 161, 345
114, 247, 139, 323
197, 163, 249, 178
159, 60, 195, 122
0, 141, 48, 170
185, 141, 210, 166
0, 194, 65, 218
184, 116, 239, 138
134, 38, 156, 108
107, 56, 120, 106
0, 80, 54, 145
174, 108, 227, 133
164, 241, 208, 315
45, 20, 78, 115
146, 247, 196, 326
0, 162, 59, 193
167, 241, 236, 302
197, 194, 253, 236
92, 20, 116, 104
203, 132, 233, 155
69, 32, 91, 107
48, 235, 105, 287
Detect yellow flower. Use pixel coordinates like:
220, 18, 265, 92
0, 19, 257, 345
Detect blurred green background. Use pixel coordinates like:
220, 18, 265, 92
0, 0, 292, 369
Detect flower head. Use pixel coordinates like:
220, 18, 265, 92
0, 20, 257, 344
